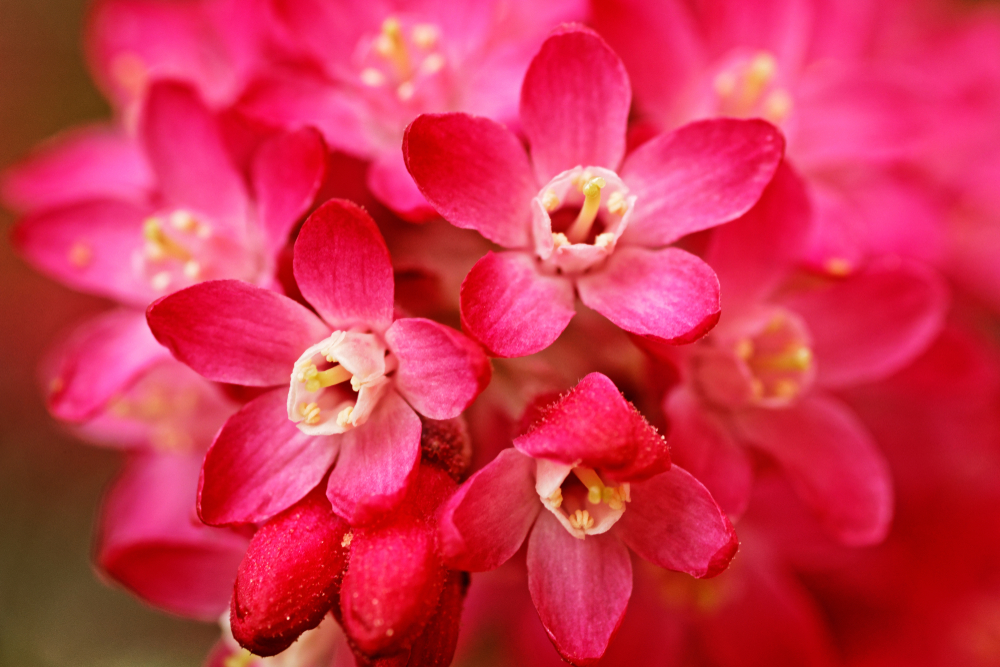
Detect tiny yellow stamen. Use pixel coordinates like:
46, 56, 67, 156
169, 210, 198, 232
337, 405, 354, 427
144, 217, 191, 262
735, 338, 754, 360
183, 260, 201, 280
747, 52, 777, 93
396, 81, 416, 101
607, 190, 628, 216
360, 68, 386, 86
568, 509, 595, 531
566, 177, 606, 243
595, 232, 615, 250
713, 71, 736, 98
298, 362, 352, 393
542, 189, 560, 212
419, 53, 445, 75
68, 242, 92, 268
341, 531, 354, 548
773, 379, 800, 399
825, 258, 853, 276
552, 232, 570, 249
375, 17, 411, 79
151, 271, 172, 291
763, 89, 793, 123
547, 487, 563, 508
300, 402, 322, 425
753, 345, 813, 372
224, 649, 256, 667
411, 24, 439, 49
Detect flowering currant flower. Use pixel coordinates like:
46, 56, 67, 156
404, 25, 784, 357
239, 0, 585, 221
146, 199, 491, 526
662, 164, 948, 545
437, 373, 736, 665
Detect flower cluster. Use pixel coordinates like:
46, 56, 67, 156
5, 0, 1000, 665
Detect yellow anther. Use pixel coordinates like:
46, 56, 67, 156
360, 68, 386, 86
748, 52, 777, 89
753, 345, 813, 373
547, 487, 563, 508
764, 89, 793, 122
568, 509, 594, 531
566, 177, 606, 243
151, 271, 172, 291
595, 232, 615, 250
604, 486, 624, 511
411, 24, 439, 49
735, 338, 754, 360
341, 532, 353, 548
337, 405, 354, 427
144, 217, 191, 262
397, 81, 416, 101
68, 242, 92, 268
773, 379, 800, 399
183, 260, 201, 280
224, 649, 256, 667
169, 210, 198, 232
824, 258, 853, 276
419, 53, 445, 75
375, 17, 411, 79
298, 362, 352, 393
542, 189, 560, 212
713, 71, 736, 98
300, 402, 322, 425
607, 190, 627, 216
552, 232, 570, 249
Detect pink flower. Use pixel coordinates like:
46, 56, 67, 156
146, 199, 491, 526
437, 373, 736, 665
238, 0, 585, 221
662, 164, 948, 545
404, 25, 784, 357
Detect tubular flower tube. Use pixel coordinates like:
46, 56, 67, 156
146, 199, 491, 526
404, 25, 785, 357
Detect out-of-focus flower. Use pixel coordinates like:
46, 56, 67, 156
147, 199, 490, 526
438, 372, 735, 664
405, 25, 784, 357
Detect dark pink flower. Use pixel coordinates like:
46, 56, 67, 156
146, 199, 490, 526
438, 372, 736, 665
662, 163, 948, 545
404, 25, 784, 357
237, 0, 585, 221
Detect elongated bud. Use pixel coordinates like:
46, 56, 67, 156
231, 488, 350, 657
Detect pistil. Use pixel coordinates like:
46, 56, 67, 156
297, 362, 352, 393
375, 17, 412, 80
565, 177, 606, 243
143, 217, 191, 262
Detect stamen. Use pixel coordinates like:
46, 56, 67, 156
753, 345, 813, 372
224, 649, 256, 667
773, 379, 800, 399
360, 68, 386, 87
336, 405, 354, 427
300, 402, 322, 425
183, 260, 201, 279
547, 487, 563, 508
397, 81, 416, 101
552, 232, 570, 249
151, 271, 172, 291
375, 17, 411, 79
542, 189, 560, 212
568, 509, 595, 531
764, 89, 793, 122
735, 339, 754, 360
298, 362, 352, 393
745, 52, 777, 100
573, 467, 605, 505
595, 232, 615, 250
169, 210, 197, 232
607, 190, 627, 216
419, 53, 445, 75
411, 24, 439, 49
566, 177, 606, 243
144, 217, 191, 262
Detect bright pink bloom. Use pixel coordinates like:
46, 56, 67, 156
438, 373, 736, 665
237, 0, 584, 221
146, 199, 490, 526
404, 26, 784, 357
662, 163, 948, 545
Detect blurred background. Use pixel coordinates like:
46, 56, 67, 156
0, 1, 216, 664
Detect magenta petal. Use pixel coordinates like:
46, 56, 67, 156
147, 279, 331, 387
780, 259, 949, 388
731, 394, 893, 546
366, 150, 439, 223
293, 200, 394, 332
12, 199, 156, 306
1, 123, 152, 213
616, 465, 738, 578
140, 81, 248, 231
404, 113, 535, 248
45, 309, 170, 422
520, 25, 631, 182
438, 448, 540, 571
577, 247, 720, 345
385, 318, 491, 420
664, 387, 753, 518
527, 511, 632, 666
199, 388, 338, 526
515, 373, 669, 480
325, 389, 422, 525
96, 451, 249, 620
251, 127, 327, 254
459, 251, 576, 358
620, 119, 785, 247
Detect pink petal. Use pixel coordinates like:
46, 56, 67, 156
527, 511, 632, 665
515, 373, 669, 481
12, 199, 156, 306
1, 123, 152, 213
385, 317, 491, 420
403, 113, 536, 248
293, 200, 394, 332
231, 488, 350, 656
43, 309, 170, 422
140, 81, 248, 232
96, 451, 249, 621
459, 251, 576, 358
325, 389, 422, 525
780, 259, 948, 389
251, 127, 327, 254
367, 151, 439, 223
199, 388, 339, 526
577, 246, 720, 345
620, 119, 784, 247
616, 465, 738, 578
146, 280, 331, 387
438, 448, 541, 571
664, 387, 753, 518
705, 162, 813, 311
731, 394, 893, 546
520, 25, 631, 182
